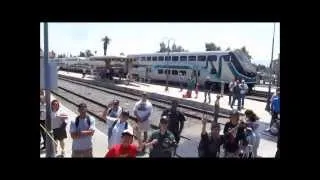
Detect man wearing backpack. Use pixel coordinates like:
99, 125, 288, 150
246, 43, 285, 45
70, 103, 95, 158
103, 100, 122, 119
108, 110, 132, 149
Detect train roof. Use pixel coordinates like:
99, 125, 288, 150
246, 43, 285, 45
127, 51, 232, 57
89, 55, 134, 60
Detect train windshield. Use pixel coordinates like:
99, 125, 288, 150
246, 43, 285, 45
233, 49, 251, 62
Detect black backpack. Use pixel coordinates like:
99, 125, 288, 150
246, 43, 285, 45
75, 115, 91, 129
108, 120, 128, 139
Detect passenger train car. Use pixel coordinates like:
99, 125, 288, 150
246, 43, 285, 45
56, 56, 135, 76
127, 50, 257, 90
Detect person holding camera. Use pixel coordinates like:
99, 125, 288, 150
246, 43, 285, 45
223, 110, 244, 158
198, 114, 224, 158
145, 116, 176, 158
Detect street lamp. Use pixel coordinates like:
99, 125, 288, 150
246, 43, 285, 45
265, 23, 276, 111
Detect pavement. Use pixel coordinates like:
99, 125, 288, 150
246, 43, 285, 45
40, 95, 108, 158
52, 71, 278, 157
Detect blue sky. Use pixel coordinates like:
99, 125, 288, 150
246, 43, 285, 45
40, 23, 280, 66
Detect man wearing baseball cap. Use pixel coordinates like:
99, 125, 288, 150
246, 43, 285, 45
145, 116, 176, 157
105, 127, 139, 157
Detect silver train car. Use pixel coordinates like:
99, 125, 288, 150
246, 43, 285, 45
127, 50, 257, 90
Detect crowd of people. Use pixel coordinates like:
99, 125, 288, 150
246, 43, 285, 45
40, 81, 280, 158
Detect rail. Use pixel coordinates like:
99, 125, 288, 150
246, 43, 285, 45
58, 76, 233, 119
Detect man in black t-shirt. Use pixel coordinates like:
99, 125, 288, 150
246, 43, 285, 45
161, 100, 186, 144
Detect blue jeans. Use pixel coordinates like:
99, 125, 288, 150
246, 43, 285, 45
240, 94, 245, 107
231, 96, 241, 110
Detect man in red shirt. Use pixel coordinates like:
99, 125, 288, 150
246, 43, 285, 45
105, 127, 141, 157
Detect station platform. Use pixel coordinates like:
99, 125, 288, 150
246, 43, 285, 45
58, 71, 273, 125
253, 85, 277, 93
40, 95, 108, 158
41, 85, 277, 157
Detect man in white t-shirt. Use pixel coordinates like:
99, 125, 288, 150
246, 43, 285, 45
70, 103, 95, 157
133, 92, 153, 145
108, 110, 132, 149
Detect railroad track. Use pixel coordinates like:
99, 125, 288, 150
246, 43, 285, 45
58, 76, 276, 138
58, 76, 232, 121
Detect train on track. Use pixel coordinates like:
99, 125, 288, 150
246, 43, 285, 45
44, 49, 257, 90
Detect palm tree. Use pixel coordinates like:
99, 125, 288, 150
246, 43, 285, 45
102, 36, 111, 56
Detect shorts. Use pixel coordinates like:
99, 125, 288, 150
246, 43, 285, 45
53, 127, 67, 141
72, 148, 93, 158
138, 120, 150, 132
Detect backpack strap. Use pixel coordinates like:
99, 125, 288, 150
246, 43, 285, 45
75, 116, 80, 128
86, 115, 91, 127
75, 115, 91, 129
108, 120, 119, 139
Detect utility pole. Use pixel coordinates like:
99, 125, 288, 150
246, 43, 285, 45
44, 22, 56, 157
165, 39, 170, 92
265, 23, 276, 111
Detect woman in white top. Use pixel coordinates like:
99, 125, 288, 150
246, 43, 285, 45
51, 100, 68, 156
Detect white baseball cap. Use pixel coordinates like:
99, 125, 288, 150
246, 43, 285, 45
122, 127, 134, 136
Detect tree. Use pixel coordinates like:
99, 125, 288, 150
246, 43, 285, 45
120, 52, 125, 56
159, 42, 167, 52
85, 50, 94, 57
240, 46, 252, 60
79, 51, 86, 57
226, 47, 231, 51
102, 36, 111, 56
171, 43, 177, 52
94, 51, 97, 55
205, 43, 221, 51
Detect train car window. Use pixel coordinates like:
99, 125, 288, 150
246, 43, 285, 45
165, 56, 171, 61
172, 70, 178, 75
141, 57, 146, 61
180, 56, 187, 61
208, 55, 217, 61
198, 55, 206, 61
172, 56, 179, 61
188, 56, 196, 61
220, 55, 230, 62
147, 56, 151, 61
165, 69, 171, 74
158, 56, 164, 61
179, 70, 186, 76
152, 56, 157, 61
158, 69, 163, 74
